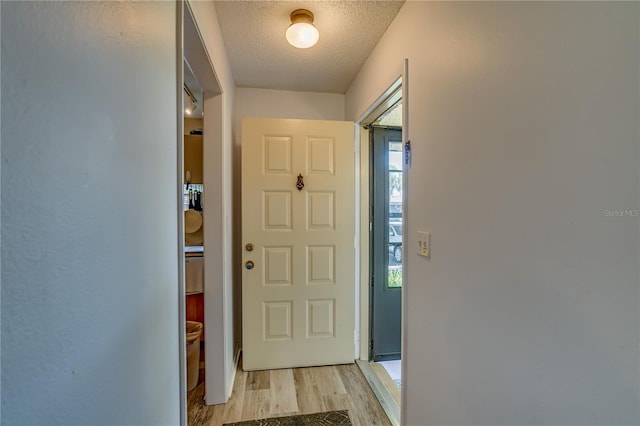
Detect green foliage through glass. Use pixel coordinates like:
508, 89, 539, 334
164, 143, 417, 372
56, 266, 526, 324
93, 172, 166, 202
388, 267, 402, 288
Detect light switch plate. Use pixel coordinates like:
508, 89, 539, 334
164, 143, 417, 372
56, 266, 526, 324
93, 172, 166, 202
417, 231, 430, 258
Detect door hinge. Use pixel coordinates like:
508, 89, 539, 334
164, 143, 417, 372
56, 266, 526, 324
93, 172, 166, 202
369, 276, 374, 287
370, 340, 374, 352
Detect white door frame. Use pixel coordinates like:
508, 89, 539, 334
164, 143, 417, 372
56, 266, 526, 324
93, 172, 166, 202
181, 0, 227, 414
354, 59, 409, 424
176, 4, 186, 424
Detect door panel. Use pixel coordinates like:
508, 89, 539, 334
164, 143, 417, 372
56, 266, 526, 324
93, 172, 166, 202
370, 127, 403, 361
307, 191, 335, 229
242, 118, 355, 371
264, 191, 292, 229
264, 246, 292, 285
264, 301, 293, 341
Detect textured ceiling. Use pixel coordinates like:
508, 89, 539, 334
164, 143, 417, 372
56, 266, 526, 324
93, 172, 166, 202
214, 1, 405, 93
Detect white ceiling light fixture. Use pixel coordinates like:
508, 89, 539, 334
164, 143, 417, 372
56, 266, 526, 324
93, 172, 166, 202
184, 98, 196, 116
183, 84, 197, 116
286, 9, 319, 49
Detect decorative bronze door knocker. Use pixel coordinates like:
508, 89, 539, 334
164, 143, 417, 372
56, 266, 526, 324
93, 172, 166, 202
296, 174, 304, 191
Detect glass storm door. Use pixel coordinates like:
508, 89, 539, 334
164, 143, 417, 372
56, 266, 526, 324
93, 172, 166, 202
370, 126, 402, 361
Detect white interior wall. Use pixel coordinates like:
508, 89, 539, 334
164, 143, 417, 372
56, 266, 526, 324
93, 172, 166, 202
347, 2, 640, 425
0, 3, 3, 421
1, 2, 180, 424
187, 0, 238, 404
233, 88, 346, 349
234, 88, 345, 137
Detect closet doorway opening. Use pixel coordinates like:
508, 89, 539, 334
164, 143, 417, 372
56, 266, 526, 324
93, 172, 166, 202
181, 2, 225, 423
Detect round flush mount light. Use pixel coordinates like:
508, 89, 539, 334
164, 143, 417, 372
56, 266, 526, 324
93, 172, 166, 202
185, 101, 195, 116
286, 9, 319, 49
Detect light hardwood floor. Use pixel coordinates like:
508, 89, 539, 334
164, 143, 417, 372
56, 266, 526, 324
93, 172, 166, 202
188, 360, 392, 426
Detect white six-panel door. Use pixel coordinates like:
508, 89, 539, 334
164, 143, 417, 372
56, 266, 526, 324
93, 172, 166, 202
242, 117, 355, 371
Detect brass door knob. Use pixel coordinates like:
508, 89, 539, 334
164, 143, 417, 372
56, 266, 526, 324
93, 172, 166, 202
245, 261, 254, 270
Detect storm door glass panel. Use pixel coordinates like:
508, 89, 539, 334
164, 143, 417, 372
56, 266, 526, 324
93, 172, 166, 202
388, 142, 403, 288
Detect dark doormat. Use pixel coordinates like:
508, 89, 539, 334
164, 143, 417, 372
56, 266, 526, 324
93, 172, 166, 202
224, 410, 352, 426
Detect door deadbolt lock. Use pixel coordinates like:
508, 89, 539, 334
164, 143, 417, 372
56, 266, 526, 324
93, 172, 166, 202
245, 243, 254, 252
245, 260, 254, 270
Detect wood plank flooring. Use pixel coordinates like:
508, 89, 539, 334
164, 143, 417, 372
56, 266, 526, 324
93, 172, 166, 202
188, 361, 392, 426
